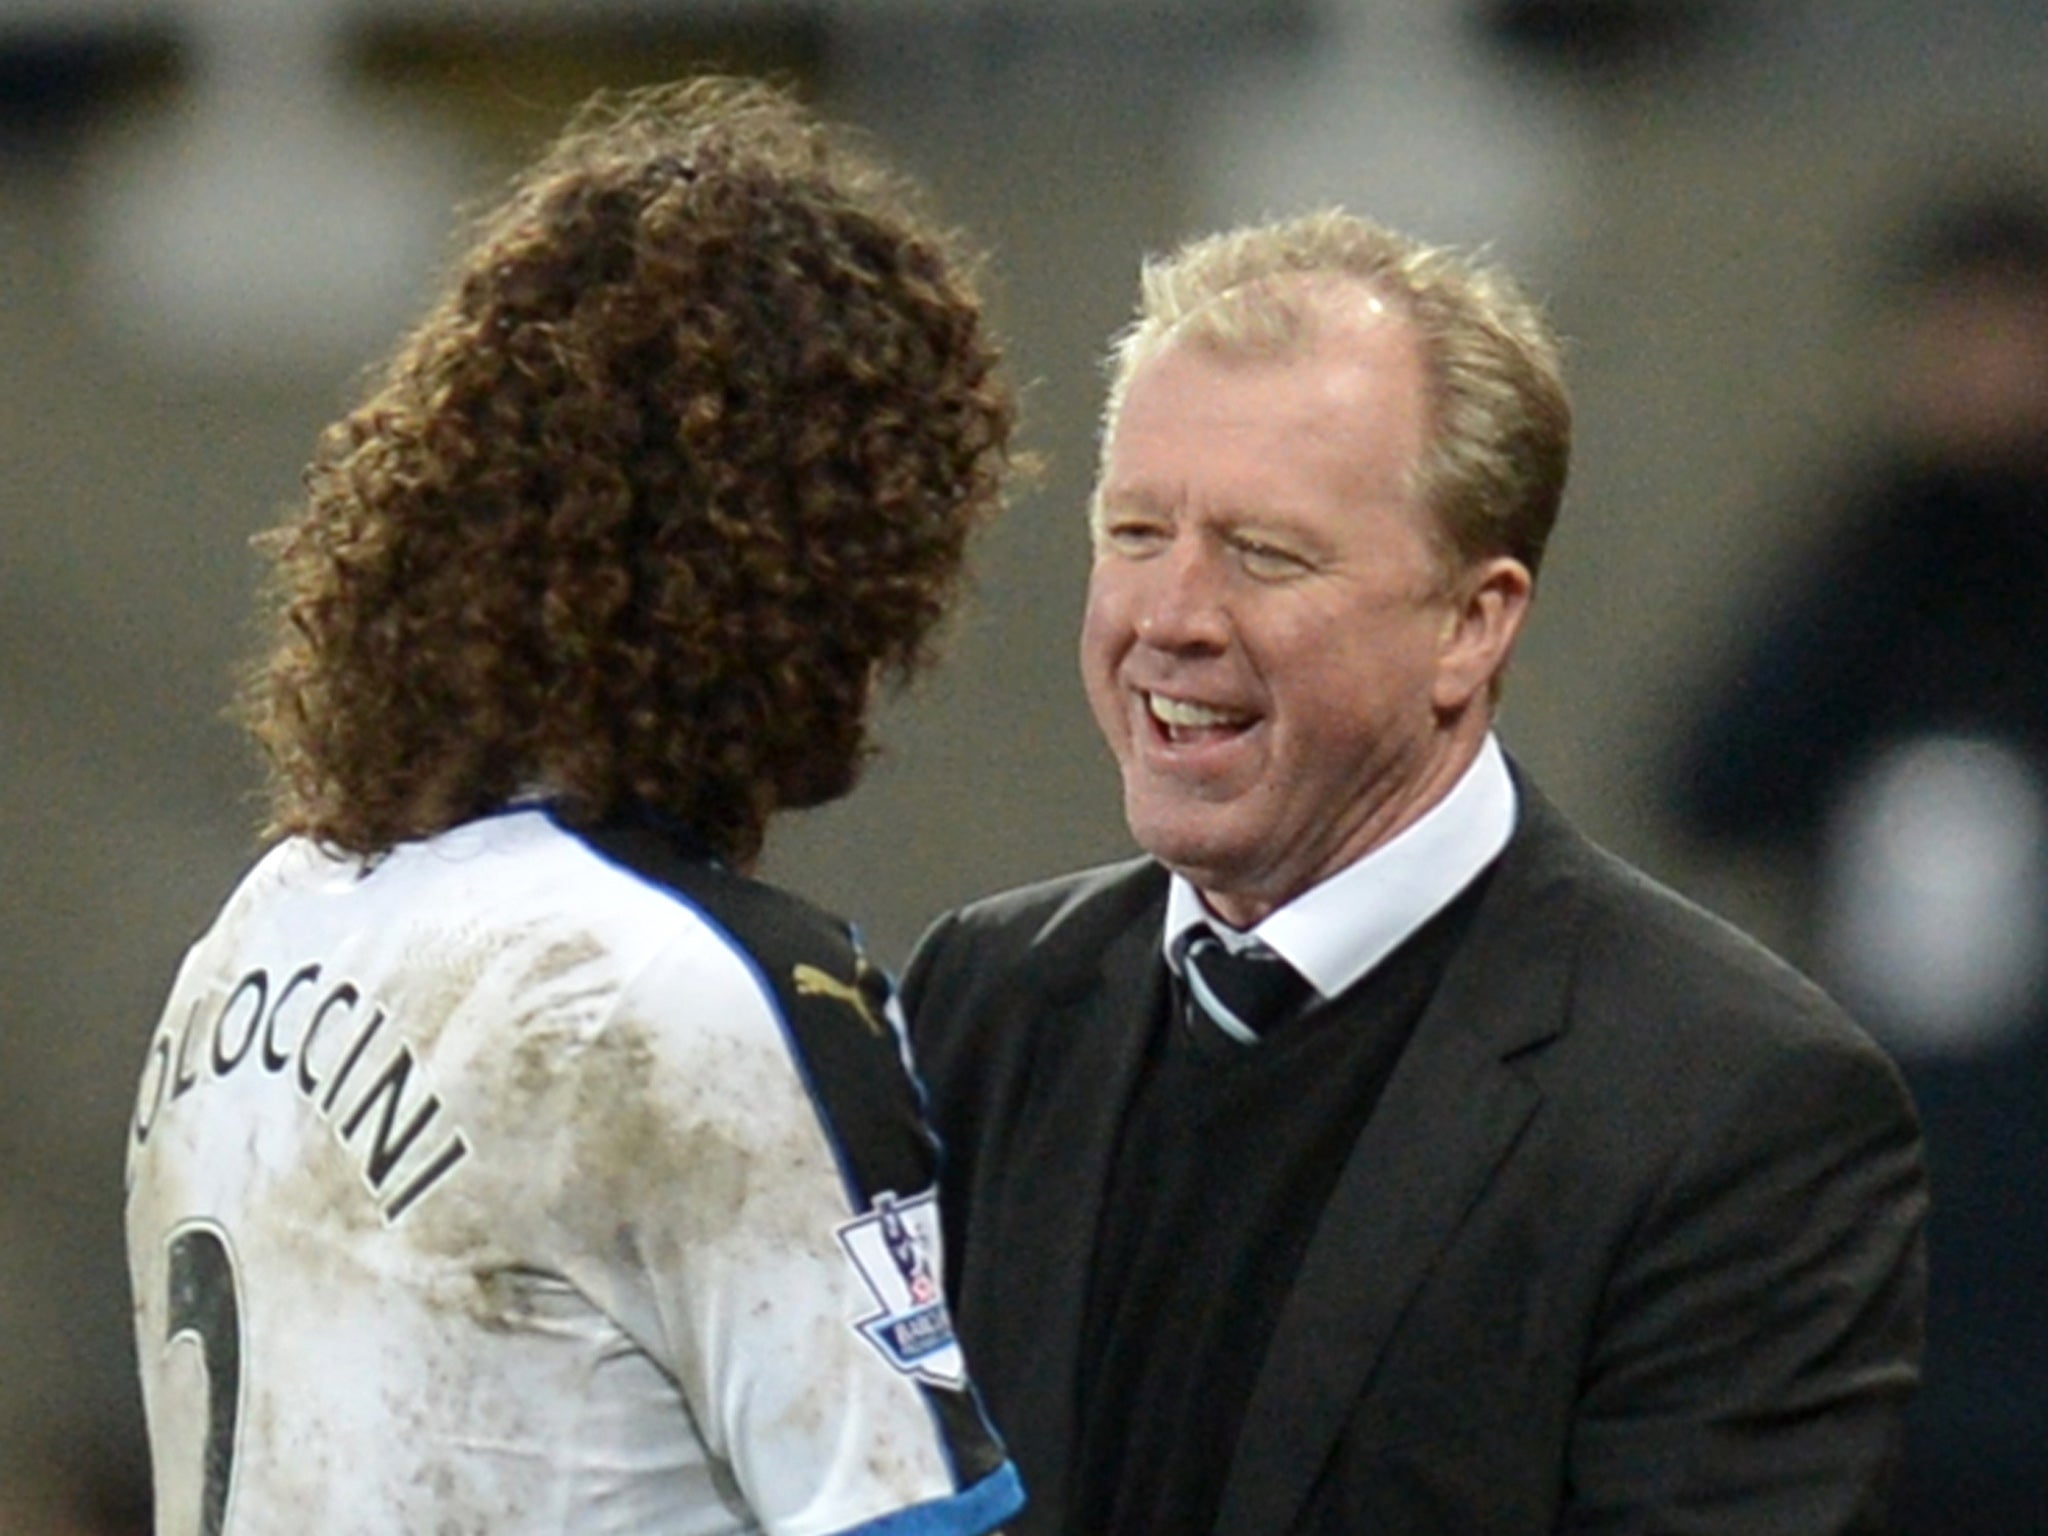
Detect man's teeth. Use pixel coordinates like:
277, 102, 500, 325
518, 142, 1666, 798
1148, 693, 1241, 728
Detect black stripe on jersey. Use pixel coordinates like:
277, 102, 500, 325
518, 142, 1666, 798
561, 810, 1008, 1488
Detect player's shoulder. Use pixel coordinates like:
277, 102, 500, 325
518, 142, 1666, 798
566, 809, 855, 955
361, 806, 852, 978
228, 810, 849, 1051
171, 834, 361, 979
564, 811, 944, 1210
560, 810, 887, 1038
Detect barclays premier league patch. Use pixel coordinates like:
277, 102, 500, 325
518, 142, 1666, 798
836, 1188, 966, 1388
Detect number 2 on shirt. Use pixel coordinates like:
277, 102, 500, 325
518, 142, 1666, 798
162, 1222, 243, 1536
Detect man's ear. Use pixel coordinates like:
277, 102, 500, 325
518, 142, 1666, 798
1433, 556, 1534, 713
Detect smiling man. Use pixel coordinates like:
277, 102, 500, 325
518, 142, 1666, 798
1082, 274, 1526, 927
902, 210, 1928, 1535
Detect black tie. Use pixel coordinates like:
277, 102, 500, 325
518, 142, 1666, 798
1177, 930, 1314, 1043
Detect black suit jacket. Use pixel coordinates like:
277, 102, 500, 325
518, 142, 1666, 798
903, 783, 1926, 1535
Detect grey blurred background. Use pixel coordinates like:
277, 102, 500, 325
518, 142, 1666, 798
4, 0, 2046, 1527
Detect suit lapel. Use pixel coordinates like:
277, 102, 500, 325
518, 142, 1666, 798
985, 888, 1168, 1528
1214, 790, 1590, 1536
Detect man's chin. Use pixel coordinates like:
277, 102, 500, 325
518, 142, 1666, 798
1131, 824, 1254, 894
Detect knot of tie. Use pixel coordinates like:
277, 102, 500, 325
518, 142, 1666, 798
1177, 930, 1314, 1043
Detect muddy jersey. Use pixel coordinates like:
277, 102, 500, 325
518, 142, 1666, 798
125, 807, 1021, 1536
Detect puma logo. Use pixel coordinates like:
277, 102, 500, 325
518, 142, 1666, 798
793, 963, 887, 1037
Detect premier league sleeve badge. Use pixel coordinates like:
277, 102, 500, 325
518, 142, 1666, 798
836, 1188, 967, 1389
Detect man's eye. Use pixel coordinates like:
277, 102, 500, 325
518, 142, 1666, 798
1236, 540, 1309, 579
1102, 520, 1169, 554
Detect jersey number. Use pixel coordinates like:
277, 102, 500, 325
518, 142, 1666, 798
165, 1224, 243, 1536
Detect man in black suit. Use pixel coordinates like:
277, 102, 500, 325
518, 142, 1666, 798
902, 209, 1926, 1535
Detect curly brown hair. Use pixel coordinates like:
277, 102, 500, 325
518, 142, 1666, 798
243, 76, 1015, 867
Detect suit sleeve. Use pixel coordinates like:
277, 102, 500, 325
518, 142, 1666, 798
899, 911, 982, 1305
1561, 1025, 1928, 1535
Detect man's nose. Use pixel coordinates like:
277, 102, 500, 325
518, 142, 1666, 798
1133, 539, 1231, 652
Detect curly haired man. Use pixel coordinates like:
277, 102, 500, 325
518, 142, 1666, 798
124, 77, 1022, 1536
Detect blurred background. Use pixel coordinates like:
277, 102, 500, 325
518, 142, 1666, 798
4, 0, 2046, 1529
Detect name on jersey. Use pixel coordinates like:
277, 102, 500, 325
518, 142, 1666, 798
131, 962, 470, 1223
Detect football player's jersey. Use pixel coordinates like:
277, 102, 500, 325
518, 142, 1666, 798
126, 807, 1022, 1536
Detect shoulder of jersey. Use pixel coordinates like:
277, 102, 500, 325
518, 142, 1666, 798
562, 812, 894, 1044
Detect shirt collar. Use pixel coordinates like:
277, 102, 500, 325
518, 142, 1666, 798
1163, 733, 1517, 999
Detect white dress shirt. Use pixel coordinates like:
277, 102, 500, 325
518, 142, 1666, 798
1164, 734, 1517, 1006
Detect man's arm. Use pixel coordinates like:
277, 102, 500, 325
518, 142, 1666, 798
1563, 1024, 1927, 1534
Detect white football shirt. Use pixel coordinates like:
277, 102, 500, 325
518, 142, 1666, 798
126, 807, 1022, 1536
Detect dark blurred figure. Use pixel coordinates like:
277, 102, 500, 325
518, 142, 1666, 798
0, 1440, 150, 1536
1669, 183, 2048, 1536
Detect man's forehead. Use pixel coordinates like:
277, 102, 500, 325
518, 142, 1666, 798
1125, 296, 1423, 420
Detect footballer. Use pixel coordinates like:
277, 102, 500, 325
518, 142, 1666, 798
125, 76, 1022, 1536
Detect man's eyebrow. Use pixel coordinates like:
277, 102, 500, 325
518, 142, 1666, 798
1094, 485, 1173, 518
